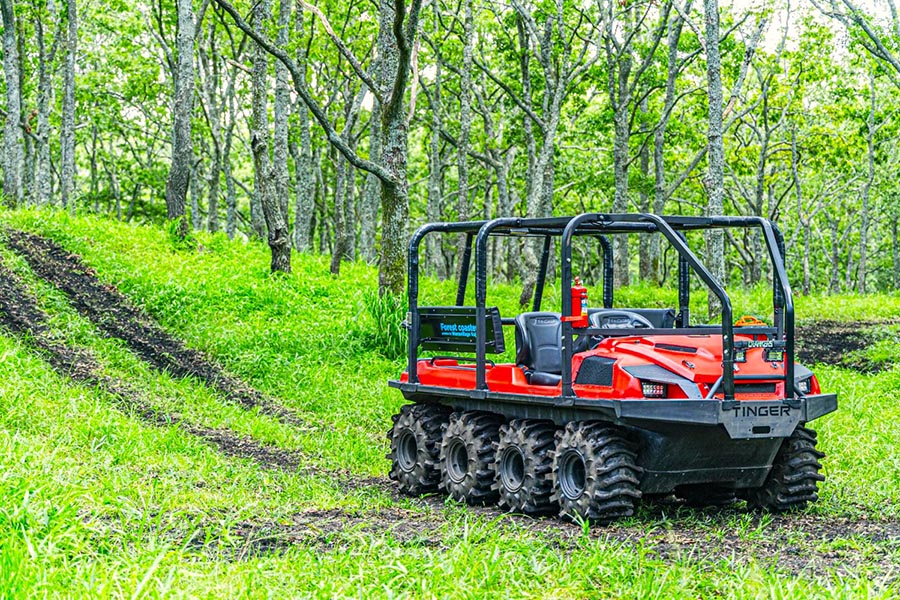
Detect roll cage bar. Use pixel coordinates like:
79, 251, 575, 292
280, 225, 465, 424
406, 214, 794, 404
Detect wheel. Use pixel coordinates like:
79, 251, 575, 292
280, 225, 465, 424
387, 403, 451, 495
494, 419, 557, 515
745, 425, 826, 512
439, 411, 504, 504
551, 421, 642, 524
677, 484, 737, 508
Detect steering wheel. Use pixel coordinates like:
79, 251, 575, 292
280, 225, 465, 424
590, 310, 654, 330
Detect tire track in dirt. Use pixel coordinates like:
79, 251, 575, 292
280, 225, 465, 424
4, 264, 898, 580
4, 231, 898, 577
2, 228, 310, 430
797, 319, 900, 371
0, 263, 307, 473
148, 505, 900, 580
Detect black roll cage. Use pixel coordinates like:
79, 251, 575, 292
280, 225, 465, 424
406, 213, 794, 403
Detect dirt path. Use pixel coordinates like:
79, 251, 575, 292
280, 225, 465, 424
175, 504, 899, 579
797, 319, 900, 371
0, 264, 308, 473
2, 231, 898, 579
2, 228, 310, 429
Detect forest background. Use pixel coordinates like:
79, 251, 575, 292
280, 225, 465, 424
0, 0, 898, 306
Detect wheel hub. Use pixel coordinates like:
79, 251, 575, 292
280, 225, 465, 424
396, 429, 418, 472
558, 450, 586, 500
499, 447, 526, 493
446, 438, 469, 484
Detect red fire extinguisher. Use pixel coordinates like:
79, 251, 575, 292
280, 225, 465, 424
569, 276, 589, 328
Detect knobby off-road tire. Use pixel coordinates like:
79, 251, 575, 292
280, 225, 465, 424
745, 425, 826, 512
387, 403, 452, 495
440, 411, 504, 504
551, 421, 642, 524
493, 419, 557, 515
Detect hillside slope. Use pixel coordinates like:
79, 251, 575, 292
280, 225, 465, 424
1, 209, 899, 598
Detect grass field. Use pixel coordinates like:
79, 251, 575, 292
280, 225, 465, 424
0, 208, 899, 598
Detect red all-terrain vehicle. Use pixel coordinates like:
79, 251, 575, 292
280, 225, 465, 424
387, 213, 837, 523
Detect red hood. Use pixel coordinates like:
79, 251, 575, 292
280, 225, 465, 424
583, 333, 783, 386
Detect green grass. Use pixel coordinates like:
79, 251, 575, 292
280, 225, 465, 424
0, 207, 898, 597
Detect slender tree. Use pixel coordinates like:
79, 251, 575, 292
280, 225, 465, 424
214, 0, 424, 295
164, 0, 194, 237
0, 0, 22, 206
704, 0, 725, 319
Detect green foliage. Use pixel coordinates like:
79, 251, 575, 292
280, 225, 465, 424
0, 210, 899, 597
361, 290, 408, 360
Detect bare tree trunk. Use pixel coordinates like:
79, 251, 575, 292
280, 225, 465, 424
249, 11, 267, 245
251, 0, 272, 242
60, 0, 78, 213
704, 0, 725, 319
165, 0, 193, 237
828, 217, 843, 294
358, 101, 380, 262
251, 0, 290, 273
224, 126, 237, 238
610, 34, 632, 288
651, 6, 688, 284
291, 1, 314, 252
331, 80, 367, 273
331, 148, 348, 274
455, 0, 474, 276
273, 0, 291, 250
893, 214, 899, 289
314, 150, 326, 252
791, 128, 811, 295
200, 18, 222, 233
34, 0, 59, 207
1, 0, 22, 206
859, 69, 876, 294
426, 21, 445, 278
375, 0, 410, 296
191, 155, 203, 230
21, 2, 33, 204
638, 98, 651, 280
223, 57, 239, 239
844, 244, 855, 292
213, 0, 421, 295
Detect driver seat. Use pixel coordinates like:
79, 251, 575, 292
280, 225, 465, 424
514, 312, 563, 386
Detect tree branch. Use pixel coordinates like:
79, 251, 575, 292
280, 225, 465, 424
296, 0, 384, 103
212, 0, 395, 185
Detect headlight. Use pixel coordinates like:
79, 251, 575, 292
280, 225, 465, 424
797, 378, 811, 394
765, 349, 785, 362
641, 381, 667, 398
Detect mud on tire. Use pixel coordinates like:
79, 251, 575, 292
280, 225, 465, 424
387, 403, 451, 495
494, 419, 557, 515
440, 411, 504, 504
551, 421, 642, 524
745, 425, 825, 512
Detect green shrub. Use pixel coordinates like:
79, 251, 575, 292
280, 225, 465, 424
362, 290, 407, 360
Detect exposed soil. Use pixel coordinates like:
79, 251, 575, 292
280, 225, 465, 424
2, 228, 310, 429
180, 504, 900, 580
0, 264, 307, 474
4, 230, 899, 581
797, 319, 900, 372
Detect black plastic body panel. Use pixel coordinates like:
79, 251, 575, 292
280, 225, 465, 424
418, 306, 505, 353
389, 381, 837, 493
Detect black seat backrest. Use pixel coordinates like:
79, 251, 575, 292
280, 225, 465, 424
632, 308, 676, 328
515, 312, 562, 374
588, 308, 676, 329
